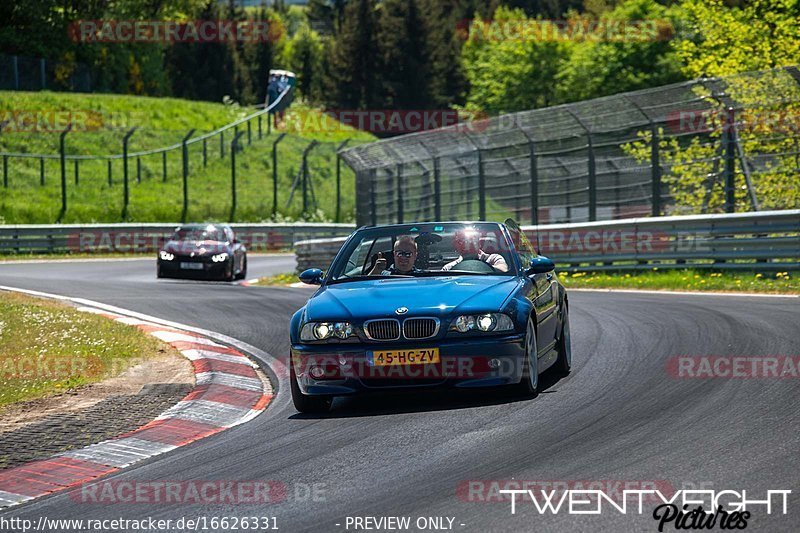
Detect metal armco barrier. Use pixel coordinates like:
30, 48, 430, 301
294, 211, 799, 273
0, 223, 355, 254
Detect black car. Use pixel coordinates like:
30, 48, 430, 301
157, 224, 247, 281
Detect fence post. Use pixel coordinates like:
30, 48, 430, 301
181, 129, 195, 223
162, 151, 167, 182
567, 110, 596, 221
370, 169, 377, 226
258, 115, 263, 139
0, 120, 9, 188
247, 121, 252, 146
202, 138, 208, 167
74, 160, 79, 186
301, 141, 320, 217
136, 157, 141, 183
121, 127, 137, 220
58, 123, 73, 222
220, 131, 225, 158
40, 157, 45, 186
335, 139, 351, 223
433, 157, 441, 220
723, 107, 736, 213
12, 56, 19, 90
396, 163, 404, 224
230, 131, 245, 222
651, 123, 662, 216
107, 160, 112, 186
271, 133, 287, 218
519, 130, 538, 225
40, 58, 46, 90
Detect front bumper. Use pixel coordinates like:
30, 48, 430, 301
291, 334, 526, 395
157, 258, 231, 279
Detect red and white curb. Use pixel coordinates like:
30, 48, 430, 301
0, 305, 273, 509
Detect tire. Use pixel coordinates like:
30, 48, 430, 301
554, 306, 572, 376
223, 259, 235, 282
235, 257, 248, 280
516, 318, 539, 397
290, 361, 332, 414
156, 265, 163, 279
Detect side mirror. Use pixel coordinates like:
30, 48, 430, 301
525, 256, 555, 276
299, 268, 324, 285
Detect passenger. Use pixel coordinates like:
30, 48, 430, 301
369, 235, 420, 275
443, 229, 509, 272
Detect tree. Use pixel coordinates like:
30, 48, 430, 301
555, 0, 684, 103
283, 21, 325, 102
461, 6, 571, 114
324, 0, 381, 109
376, 0, 431, 109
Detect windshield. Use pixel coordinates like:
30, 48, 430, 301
328, 223, 517, 281
171, 226, 227, 242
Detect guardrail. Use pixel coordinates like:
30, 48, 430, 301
294, 211, 799, 273
0, 223, 355, 254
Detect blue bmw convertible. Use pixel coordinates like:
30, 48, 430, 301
289, 220, 571, 413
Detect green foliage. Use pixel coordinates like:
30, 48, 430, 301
281, 21, 325, 102
324, 0, 382, 109
673, 0, 800, 79
555, 0, 684, 103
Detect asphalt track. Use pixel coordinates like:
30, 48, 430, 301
0, 255, 798, 532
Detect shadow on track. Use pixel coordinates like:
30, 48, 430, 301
288, 368, 569, 420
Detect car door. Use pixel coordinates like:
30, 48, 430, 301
506, 220, 558, 352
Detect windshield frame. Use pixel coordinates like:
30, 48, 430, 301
325, 222, 520, 284
171, 225, 229, 243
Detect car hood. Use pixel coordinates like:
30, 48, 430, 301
163, 240, 230, 254
305, 276, 521, 322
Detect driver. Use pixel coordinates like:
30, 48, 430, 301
369, 235, 420, 276
443, 229, 509, 272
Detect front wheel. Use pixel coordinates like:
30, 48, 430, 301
290, 361, 333, 414
223, 259, 235, 282
515, 319, 539, 397
235, 257, 248, 280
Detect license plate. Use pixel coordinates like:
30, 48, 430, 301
369, 348, 440, 366
180, 262, 204, 270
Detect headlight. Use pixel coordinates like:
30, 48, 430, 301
212, 253, 229, 263
300, 322, 355, 342
159, 251, 174, 261
455, 315, 474, 333
450, 313, 514, 333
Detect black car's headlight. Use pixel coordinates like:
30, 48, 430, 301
450, 313, 514, 333
300, 322, 355, 342
159, 251, 175, 261
211, 252, 229, 263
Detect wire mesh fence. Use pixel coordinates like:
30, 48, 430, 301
0, 54, 93, 92
340, 66, 800, 227
0, 89, 363, 223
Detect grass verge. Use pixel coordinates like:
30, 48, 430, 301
252, 269, 798, 294
0, 92, 375, 224
250, 272, 298, 286
0, 291, 174, 407
560, 269, 798, 294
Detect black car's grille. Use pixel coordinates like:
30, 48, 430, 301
364, 319, 401, 341
403, 318, 438, 340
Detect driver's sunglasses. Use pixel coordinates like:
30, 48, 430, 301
394, 250, 414, 258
